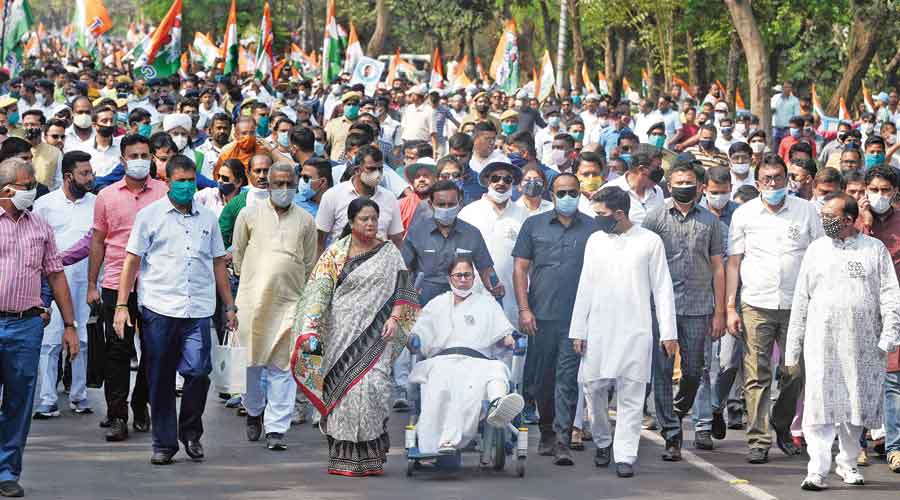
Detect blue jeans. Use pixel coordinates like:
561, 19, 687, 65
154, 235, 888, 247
141, 308, 212, 454
0, 316, 43, 482
886, 371, 900, 454
693, 337, 721, 432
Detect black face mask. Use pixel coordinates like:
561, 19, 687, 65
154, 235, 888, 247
24, 127, 41, 140
699, 139, 715, 151
97, 125, 116, 138
219, 182, 237, 197
671, 185, 698, 204
595, 213, 618, 233
649, 168, 664, 184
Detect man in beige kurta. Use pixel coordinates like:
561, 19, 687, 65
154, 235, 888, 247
233, 166, 317, 449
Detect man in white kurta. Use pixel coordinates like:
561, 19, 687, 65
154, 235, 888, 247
785, 194, 900, 491
409, 289, 521, 454
32, 151, 96, 416
569, 186, 677, 477
233, 165, 317, 449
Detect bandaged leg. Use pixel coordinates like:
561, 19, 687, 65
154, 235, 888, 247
487, 378, 524, 427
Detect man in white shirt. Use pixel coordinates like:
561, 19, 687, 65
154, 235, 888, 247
468, 121, 510, 173
579, 94, 603, 133
535, 107, 563, 162
32, 151, 97, 418
400, 84, 437, 153
601, 152, 665, 224
570, 186, 677, 478
64, 96, 96, 154
67, 104, 121, 177
770, 81, 800, 150
632, 99, 655, 143
315, 145, 404, 256
650, 96, 682, 142
726, 154, 823, 465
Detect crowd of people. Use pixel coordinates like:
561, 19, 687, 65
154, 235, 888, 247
1, 57, 900, 497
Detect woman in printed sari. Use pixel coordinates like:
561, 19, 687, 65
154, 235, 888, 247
291, 197, 418, 476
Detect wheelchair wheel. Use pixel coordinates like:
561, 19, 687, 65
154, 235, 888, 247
492, 428, 506, 471
406, 458, 416, 477
516, 457, 525, 478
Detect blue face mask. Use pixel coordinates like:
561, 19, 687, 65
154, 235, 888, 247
571, 96, 582, 106
507, 152, 527, 169
555, 194, 579, 216
296, 178, 318, 201
619, 153, 632, 166
138, 123, 153, 138
501, 122, 518, 135
865, 153, 885, 169
649, 135, 665, 149
344, 104, 360, 120
571, 131, 585, 142
7, 111, 19, 126
277, 131, 290, 148
169, 180, 197, 205
256, 116, 270, 137
314, 141, 325, 156
116, 111, 129, 124
433, 204, 461, 226
761, 187, 787, 205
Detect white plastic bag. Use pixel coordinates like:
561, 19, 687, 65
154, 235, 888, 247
210, 329, 247, 394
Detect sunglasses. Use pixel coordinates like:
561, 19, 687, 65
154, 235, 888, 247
439, 172, 462, 180
450, 272, 475, 280
555, 190, 579, 198
490, 174, 513, 184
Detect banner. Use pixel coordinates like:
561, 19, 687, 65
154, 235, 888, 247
349, 56, 385, 96
489, 19, 519, 94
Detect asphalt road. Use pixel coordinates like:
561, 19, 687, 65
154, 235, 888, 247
20, 386, 900, 500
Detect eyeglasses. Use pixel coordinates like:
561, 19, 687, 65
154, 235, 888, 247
555, 190, 579, 198
439, 172, 462, 180
759, 174, 785, 185
490, 174, 513, 184
450, 272, 475, 280
10, 182, 37, 190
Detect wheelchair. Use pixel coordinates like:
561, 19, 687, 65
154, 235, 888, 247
403, 334, 529, 478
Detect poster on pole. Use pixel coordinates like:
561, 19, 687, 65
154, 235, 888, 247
349, 56, 385, 96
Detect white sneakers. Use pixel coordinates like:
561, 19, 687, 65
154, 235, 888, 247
835, 465, 865, 485
486, 393, 525, 427
801, 473, 828, 491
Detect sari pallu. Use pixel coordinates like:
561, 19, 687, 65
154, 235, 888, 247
291, 236, 418, 476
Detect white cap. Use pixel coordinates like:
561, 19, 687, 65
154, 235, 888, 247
163, 112, 192, 133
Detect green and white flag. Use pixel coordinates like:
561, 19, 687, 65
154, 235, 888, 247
1, 0, 34, 76
321, 0, 343, 84
131, 0, 182, 80
254, 2, 273, 83
222, 0, 238, 75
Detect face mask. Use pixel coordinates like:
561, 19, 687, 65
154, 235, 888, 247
789, 127, 801, 138
24, 127, 41, 141
270, 188, 295, 208
597, 118, 609, 128
555, 195, 578, 216
731, 162, 751, 175
501, 123, 518, 135
522, 180, 544, 197
97, 125, 115, 138
7, 111, 19, 126
715, 112, 726, 120
706, 192, 730, 210
865, 153, 885, 169
138, 123, 153, 138
649, 168, 665, 184
433, 204, 460, 226
487, 186, 512, 203
36, 94, 45, 106
125, 158, 151, 179
116, 112, 129, 124
296, 178, 318, 201
862, 123, 874, 134
450, 284, 473, 298
699, 139, 715, 151
619, 153, 632, 166
344, 105, 360, 120
286, 98, 298, 107
787, 179, 801, 195
314, 141, 325, 156
649, 135, 666, 149
571, 131, 585, 142
579, 175, 604, 193
821, 215, 845, 239
548, 116, 561, 128
760, 187, 787, 205
172, 134, 189, 151
168, 180, 197, 205
734, 124, 746, 136
720, 127, 733, 136
507, 152, 527, 169
671, 184, 698, 204
1, 186, 37, 210
595, 213, 618, 233
550, 149, 567, 166
256, 116, 270, 136
277, 131, 290, 148
571, 96, 582, 106
73, 113, 92, 129
360, 168, 383, 188
750, 142, 766, 154
868, 192, 892, 214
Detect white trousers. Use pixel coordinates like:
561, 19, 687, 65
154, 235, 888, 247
38, 341, 88, 407
584, 377, 644, 465
393, 347, 412, 390
244, 365, 296, 434
802, 422, 862, 477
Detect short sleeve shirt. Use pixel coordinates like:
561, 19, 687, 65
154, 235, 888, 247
315, 181, 404, 241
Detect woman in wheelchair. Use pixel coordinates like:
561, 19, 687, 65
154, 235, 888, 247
408, 255, 525, 455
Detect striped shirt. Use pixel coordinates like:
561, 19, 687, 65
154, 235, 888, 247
0, 207, 64, 312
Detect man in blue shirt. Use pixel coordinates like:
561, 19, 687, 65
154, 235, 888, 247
113, 154, 237, 466
292, 157, 333, 217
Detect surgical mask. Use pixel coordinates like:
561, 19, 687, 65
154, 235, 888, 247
571, 131, 584, 142
116, 112, 129, 124
286, 98, 298, 107
487, 186, 512, 203
547, 116, 561, 128
138, 123, 153, 138
789, 127, 800, 138
360, 169, 382, 188
619, 153, 632, 166
507, 152, 527, 169
595, 213, 618, 233
73, 112, 92, 129
750, 142, 766, 154
720, 127, 733, 136
172, 134, 189, 151
706, 192, 730, 210
579, 175, 604, 193
256, 116, 270, 136
868, 192, 892, 214
501, 123, 517, 135
522, 179, 544, 197
821, 215, 844, 239
554, 195, 578, 216
734, 123, 746, 136
648, 135, 665, 149
597, 118, 609, 128
125, 158, 151, 179
760, 187, 787, 205
670, 184, 698, 204
571, 96, 582, 106
715, 111, 726, 120
7, 111, 19, 126
219, 182, 237, 197
296, 178, 318, 201
314, 141, 326, 156
344, 104, 360, 120
277, 131, 290, 148
699, 139, 715, 151
168, 180, 197, 205
865, 153, 885, 169
550, 149, 567, 167
433, 204, 460, 226
862, 123, 874, 134
1, 186, 37, 210
731, 162, 751, 175
270, 188, 295, 208
450, 284, 473, 298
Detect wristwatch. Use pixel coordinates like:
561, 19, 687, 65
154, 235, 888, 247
224, 305, 239, 314
64, 321, 78, 329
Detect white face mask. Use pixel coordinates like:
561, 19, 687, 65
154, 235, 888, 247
270, 188, 295, 208
450, 284, 473, 299
73, 112, 92, 129
734, 123, 746, 136
1, 186, 37, 210
125, 158, 151, 179
731, 162, 751, 175
749, 142, 766, 154
868, 192, 892, 214
487, 186, 512, 204
550, 149, 567, 166
706, 192, 730, 210
171, 134, 189, 151
360, 169, 383, 188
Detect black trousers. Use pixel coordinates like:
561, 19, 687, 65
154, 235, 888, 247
101, 288, 149, 422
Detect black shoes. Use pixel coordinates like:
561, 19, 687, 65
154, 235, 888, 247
694, 431, 714, 450
662, 435, 682, 461
747, 447, 769, 464
0, 481, 24, 497
775, 425, 801, 456
105, 418, 128, 442
266, 433, 287, 451
594, 445, 612, 467
182, 440, 204, 461
150, 451, 175, 465
246, 415, 263, 442
537, 432, 556, 456
711, 411, 727, 440
132, 405, 150, 433
553, 443, 574, 466
616, 462, 634, 478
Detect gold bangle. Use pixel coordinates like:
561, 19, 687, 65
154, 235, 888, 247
115, 304, 129, 310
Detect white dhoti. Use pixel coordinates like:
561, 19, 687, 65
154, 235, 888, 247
410, 355, 510, 454
803, 422, 862, 477
583, 377, 645, 465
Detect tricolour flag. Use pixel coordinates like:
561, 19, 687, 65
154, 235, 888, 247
641, 69, 651, 97
1, 0, 34, 75
672, 75, 693, 99
862, 81, 875, 114
254, 2, 274, 83
429, 46, 444, 89
839, 97, 850, 122
537, 50, 555, 102
192, 32, 219, 68
73, 0, 112, 56
342, 21, 363, 74
488, 19, 519, 94
386, 48, 400, 88
475, 57, 487, 82
735, 88, 747, 113
596, 72, 609, 95
222, 0, 238, 75
322, 0, 342, 84
450, 55, 471, 90
131, 0, 181, 80
581, 63, 596, 94
811, 84, 840, 131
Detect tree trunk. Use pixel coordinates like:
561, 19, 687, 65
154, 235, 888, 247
366, 0, 389, 56
605, 28, 628, 100
725, 31, 741, 110
466, 29, 476, 78
519, 18, 536, 77
556, 0, 568, 91
569, 0, 585, 91
300, 0, 310, 53
826, 10, 880, 115
539, 0, 554, 64
886, 49, 900, 90
724, 0, 771, 144
686, 31, 699, 87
